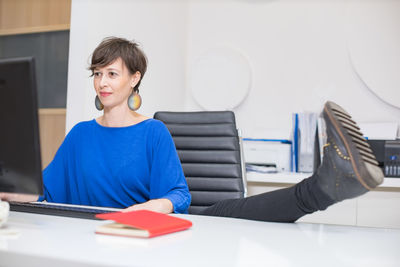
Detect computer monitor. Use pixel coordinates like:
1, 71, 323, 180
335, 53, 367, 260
0, 57, 43, 195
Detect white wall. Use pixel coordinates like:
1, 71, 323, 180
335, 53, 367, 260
67, 0, 400, 139
66, 0, 188, 132
185, 0, 400, 139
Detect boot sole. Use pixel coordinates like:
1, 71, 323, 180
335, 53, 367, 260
323, 101, 384, 190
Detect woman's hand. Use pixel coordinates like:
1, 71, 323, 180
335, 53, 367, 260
0, 192, 38, 202
124, 199, 174, 214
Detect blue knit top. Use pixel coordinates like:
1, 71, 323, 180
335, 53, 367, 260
38, 119, 191, 213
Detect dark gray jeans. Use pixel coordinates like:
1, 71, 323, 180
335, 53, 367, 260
201, 174, 335, 223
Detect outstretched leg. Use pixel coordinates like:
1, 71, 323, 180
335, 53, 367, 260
201, 101, 384, 222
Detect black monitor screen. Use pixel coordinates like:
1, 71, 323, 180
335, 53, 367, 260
0, 57, 43, 195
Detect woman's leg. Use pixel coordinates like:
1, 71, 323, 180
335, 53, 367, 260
201, 175, 334, 222
202, 101, 384, 222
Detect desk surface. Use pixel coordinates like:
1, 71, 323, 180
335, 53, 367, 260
1, 212, 400, 267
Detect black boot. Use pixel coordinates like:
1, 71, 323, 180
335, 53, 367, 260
312, 101, 384, 203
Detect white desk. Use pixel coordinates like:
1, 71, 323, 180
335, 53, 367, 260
1, 212, 399, 267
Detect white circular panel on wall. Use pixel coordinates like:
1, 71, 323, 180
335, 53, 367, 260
190, 46, 252, 110
347, 1, 400, 108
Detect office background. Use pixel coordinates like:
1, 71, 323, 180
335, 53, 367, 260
66, 0, 400, 140
0, 0, 399, 229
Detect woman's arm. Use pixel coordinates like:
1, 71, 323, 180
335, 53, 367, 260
0, 192, 38, 202
147, 122, 191, 214
124, 198, 173, 213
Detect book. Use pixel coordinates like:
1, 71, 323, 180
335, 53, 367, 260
95, 210, 192, 238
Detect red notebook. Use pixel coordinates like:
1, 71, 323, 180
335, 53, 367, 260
95, 210, 192, 238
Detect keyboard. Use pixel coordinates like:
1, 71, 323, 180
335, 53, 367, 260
9, 201, 121, 220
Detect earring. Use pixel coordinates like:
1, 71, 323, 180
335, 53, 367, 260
95, 95, 104, 111
127, 91, 142, 111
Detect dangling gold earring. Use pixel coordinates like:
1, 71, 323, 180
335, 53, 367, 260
127, 89, 142, 111
95, 95, 104, 111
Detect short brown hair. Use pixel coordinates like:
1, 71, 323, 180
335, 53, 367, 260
89, 37, 148, 92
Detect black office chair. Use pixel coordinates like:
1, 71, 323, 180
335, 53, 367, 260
154, 111, 247, 214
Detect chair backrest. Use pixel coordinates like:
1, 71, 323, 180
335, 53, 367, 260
154, 111, 246, 214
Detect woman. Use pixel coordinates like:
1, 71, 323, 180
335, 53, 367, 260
0, 37, 383, 222
1, 37, 191, 214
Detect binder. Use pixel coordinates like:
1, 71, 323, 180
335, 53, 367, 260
291, 112, 319, 173
291, 113, 299, 172
297, 112, 318, 173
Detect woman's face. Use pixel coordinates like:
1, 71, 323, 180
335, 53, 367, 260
93, 57, 140, 110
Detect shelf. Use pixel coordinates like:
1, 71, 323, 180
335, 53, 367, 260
246, 172, 310, 184
0, 24, 70, 36
380, 178, 400, 188
39, 108, 66, 115
0, 0, 71, 36
246, 172, 400, 188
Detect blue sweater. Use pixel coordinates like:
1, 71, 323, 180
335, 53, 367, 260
39, 119, 191, 213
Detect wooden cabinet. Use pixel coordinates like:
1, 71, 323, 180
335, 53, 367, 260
38, 109, 66, 169
0, 0, 71, 35
1, 0, 70, 169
